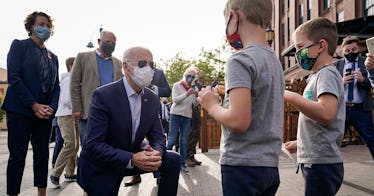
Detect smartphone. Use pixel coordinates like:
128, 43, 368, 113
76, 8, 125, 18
366, 37, 374, 54
211, 79, 218, 88
345, 68, 352, 76
195, 82, 203, 91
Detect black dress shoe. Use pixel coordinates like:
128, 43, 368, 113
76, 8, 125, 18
191, 157, 202, 165
124, 175, 142, 187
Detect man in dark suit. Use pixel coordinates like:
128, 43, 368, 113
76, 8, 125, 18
149, 67, 172, 97
334, 36, 374, 159
77, 47, 180, 196
124, 56, 172, 187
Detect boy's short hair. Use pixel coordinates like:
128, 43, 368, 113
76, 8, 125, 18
225, 0, 272, 28
341, 35, 360, 47
293, 17, 338, 56
65, 57, 75, 72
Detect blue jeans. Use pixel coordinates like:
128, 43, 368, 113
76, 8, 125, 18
52, 125, 64, 166
345, 105, 374, 159
301, 163, 344, 196
79, 119, 88, 148
221, 165, 280, 196
167, 114, 191, 165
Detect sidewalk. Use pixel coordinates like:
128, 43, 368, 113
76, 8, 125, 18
0, 130, 373, 196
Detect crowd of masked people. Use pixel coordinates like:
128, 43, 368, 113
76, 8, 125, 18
3, 0, 374, 196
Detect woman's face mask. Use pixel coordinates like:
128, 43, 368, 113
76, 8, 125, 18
33, 26, 51, 41
185, 75, 195, 84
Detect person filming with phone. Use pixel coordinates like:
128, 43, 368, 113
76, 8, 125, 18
166, 66, 199, 173
334, 35, 374, 160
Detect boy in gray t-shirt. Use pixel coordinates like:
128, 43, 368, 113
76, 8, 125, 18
197, 0, 284, 195
284, 18, 345, 195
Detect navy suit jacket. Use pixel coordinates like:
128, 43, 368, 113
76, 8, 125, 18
1, 38, 59, 116
152, 68, 171, 97
334, 56, 373, 111
77, 79, 165, 194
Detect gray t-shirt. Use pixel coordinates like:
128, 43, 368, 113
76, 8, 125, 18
220, 44, 285, 167
297, 65, 345, 164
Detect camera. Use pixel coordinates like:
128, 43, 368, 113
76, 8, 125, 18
192, 81, 203, 91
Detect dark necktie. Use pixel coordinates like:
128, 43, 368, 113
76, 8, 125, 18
347, 62, 355, 102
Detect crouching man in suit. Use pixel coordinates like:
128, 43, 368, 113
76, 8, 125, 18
77, 46, 181, 196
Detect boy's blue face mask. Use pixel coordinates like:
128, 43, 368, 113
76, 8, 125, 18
295, 43, 320, 70
33, 26, 51, 41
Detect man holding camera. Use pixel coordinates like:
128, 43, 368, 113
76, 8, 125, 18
334, 36, 374, 160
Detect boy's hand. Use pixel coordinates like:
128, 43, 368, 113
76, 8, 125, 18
285, 140, 297, 154
197, 86, 220, 112
365, 53, 374, 70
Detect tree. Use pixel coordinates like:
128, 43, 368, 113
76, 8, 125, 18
163, 53, 191, 85
162, 44, 231, 86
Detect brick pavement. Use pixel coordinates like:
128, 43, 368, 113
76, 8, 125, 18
0, 130, 373, 196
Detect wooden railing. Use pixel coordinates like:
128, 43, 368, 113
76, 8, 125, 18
198, 79, 366, 152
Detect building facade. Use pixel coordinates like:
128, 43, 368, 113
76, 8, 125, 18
273, 0, 374, 79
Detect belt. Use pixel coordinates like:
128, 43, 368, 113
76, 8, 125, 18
345, 102, 363, 107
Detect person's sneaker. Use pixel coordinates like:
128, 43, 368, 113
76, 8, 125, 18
64, 174, 77, 182
185, 159, 197, 167
181, 164, 189, 173
49, 176, 61, 188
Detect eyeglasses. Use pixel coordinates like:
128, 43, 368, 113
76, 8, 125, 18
138, 60, 155, 69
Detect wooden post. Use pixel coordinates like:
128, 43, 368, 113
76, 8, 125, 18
200, 109, 208, 152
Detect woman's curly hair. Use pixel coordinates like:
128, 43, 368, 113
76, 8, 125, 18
24, 11, 54, 36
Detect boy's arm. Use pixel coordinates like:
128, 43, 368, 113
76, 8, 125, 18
198, 87, 251, 133
284, 90, 338, 125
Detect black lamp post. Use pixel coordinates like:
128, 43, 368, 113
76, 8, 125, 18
265, 26, 275, 47
86, 25, 103, 48
86, 41, 94, 48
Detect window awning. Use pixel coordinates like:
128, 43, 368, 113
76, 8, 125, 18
281, 15, 374, 57
281, 44, 295, 57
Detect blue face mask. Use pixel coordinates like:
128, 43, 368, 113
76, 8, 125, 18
33, 26, 51, 41
185, 75, 195, 84
295, 43, 320, 70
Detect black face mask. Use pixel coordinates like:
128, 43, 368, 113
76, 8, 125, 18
100, 42, 115, 56
344, 52, 359, 62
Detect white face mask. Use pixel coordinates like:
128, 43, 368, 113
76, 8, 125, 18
131, 65, 154, 89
